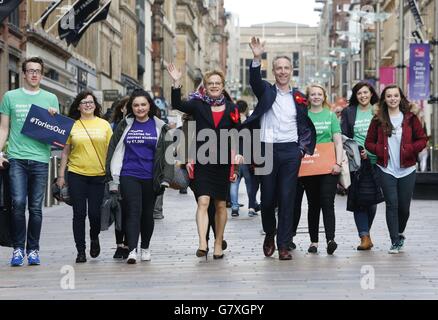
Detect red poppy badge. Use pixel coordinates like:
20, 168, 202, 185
294, 92, 308, 106
230, 107, 240, 123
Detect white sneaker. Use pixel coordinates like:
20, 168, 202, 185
388, 244, 400, 254
141, 248, 151, 261
127, 249, 137, 264
398, 234, 405, 252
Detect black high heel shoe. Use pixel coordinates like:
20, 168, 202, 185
196, 248, 208, 260
213, 253, 224, 259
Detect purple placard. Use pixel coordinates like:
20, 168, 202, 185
408, 44, 430, 100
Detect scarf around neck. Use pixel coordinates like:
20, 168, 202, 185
188, 85, 225, 107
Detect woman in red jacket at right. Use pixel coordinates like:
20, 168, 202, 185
365, 85, 427, 254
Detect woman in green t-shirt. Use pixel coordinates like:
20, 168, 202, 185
341, 82, 380, 251
300, 84, 343, 255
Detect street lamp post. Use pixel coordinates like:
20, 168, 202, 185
376, 0, 382, 91
397, 0, 405, 89
347, 41, 353, 95
360, 22, 365, 81
432, 0, 438, 171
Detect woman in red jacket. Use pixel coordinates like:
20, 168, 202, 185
365, 85, 427, 254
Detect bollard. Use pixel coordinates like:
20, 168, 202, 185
52, 156, 59, 205
430, 146, 434, 172
44, 156, 60, 207
44, 156, 53, 207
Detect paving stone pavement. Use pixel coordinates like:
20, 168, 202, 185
1, 186, 437, 300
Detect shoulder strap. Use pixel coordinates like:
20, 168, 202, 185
78, 119, 105, 172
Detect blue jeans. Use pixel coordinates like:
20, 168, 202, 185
376, 167, 416, 245
9, 159, 48, 253
230, 164, 254, 211
354, 205, 377, 237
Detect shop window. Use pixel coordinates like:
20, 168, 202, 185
9, 7, 19, 28
45, 69, 59, 82
9, 71, 19, 90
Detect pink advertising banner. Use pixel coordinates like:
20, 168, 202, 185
379, 67, 396, 93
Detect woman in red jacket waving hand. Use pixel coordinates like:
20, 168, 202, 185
365, 85, 427, 254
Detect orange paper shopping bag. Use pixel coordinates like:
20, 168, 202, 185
298, 142, 336, 177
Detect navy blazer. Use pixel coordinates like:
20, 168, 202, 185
171, 88, 239, 162
243, 64, 316, 156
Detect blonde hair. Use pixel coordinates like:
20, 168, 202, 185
203, 70, 226, 87
306, 84, 331, 109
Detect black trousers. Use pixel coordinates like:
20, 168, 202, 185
291, 180, 305, 238
260, 142, 301, 250
68, 172, 105, 252
115, 199, 127, 246
301, 173, 338, 243
376, 168, 416, 245
120, 176, 156, 251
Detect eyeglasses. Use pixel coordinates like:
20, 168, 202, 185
25, 69, 42, 75
79, 100, 95, 106
206, 82, 223, 87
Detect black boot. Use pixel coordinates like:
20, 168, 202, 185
76, 251, 87, 263
90, 238, 100, 258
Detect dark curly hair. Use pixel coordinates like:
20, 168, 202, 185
377, 85, 411, 137
236, 100, 248, 114
125, 89, 158, 119
110, 96, 130, 124
68, 90, 102, 120
348, 82, 379, 108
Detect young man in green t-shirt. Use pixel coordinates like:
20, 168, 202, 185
0, 57, 59, 267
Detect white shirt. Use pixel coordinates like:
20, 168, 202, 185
260, 87, 298, 143
252, 60, 299, 143
22, 88, 41, 95
377, 112, 416, 178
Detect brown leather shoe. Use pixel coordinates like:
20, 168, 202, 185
263, 233, 276, 257
278, 248, 292, 260
357, 235, 372, 250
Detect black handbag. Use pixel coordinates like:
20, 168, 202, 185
347, 159, 384, 212
169, 163, 190, 190
0, 167, 13, 247
0, 208, 12, 247
52, 176, 72, 206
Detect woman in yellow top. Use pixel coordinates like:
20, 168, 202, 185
57, 91, 112, 263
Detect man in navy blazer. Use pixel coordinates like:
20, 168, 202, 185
243, 37, 316, 260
